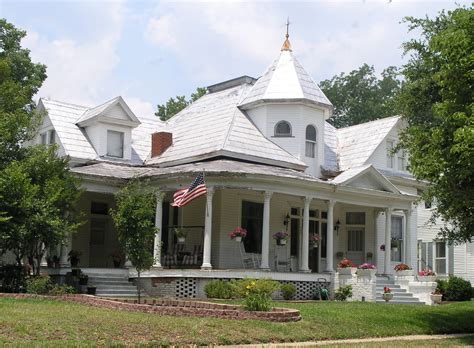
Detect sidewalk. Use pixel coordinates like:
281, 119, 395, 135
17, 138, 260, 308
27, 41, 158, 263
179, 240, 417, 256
220, 333, 474, 347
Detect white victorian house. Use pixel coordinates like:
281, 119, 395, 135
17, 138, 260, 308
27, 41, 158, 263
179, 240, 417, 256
7, 35, 471, 299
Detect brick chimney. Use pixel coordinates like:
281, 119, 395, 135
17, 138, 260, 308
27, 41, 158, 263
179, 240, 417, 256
151, 132, 172, 158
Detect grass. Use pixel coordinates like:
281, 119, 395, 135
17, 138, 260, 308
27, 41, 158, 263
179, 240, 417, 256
321, 336, 474, 347
0, 298, 473, 346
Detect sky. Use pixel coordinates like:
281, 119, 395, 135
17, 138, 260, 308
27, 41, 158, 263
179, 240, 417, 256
1, 0, 468, 119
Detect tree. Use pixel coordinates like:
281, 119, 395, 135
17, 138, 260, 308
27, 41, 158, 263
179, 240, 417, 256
398, 6, 474, 243
319, 64, 402, 128
0, 19, 46, 169
155, 87, 206, 121
110, 179, 158, 303
0, 145, 82, 275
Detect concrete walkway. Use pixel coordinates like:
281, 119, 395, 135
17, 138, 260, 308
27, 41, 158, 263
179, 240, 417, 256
220, 333, 474, 347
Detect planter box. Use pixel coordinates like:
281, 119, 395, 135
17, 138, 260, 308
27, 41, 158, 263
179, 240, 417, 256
431, 293, 442, 304
417, 275, 437, 282
337, 267, 357, 275
357, 269, 377, 277
395, 270, 415, 276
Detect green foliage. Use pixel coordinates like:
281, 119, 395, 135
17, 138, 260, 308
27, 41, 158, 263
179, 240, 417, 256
334, 285, 353, 301
0, 146, 82, 275
48, 284, 76, 296
436, 278, 448, 296
320, 64, 402, 128
0, 19, 46, 169
26, 275, 52, 294
204, 280, 234, 299
155, 87, 206, 121
397, 6, 474, 242
444, 276, 472, 302
0, 264, 27, 293
280, 283, 296, 300
110, 179, 158, 302
232, 278, 280, 311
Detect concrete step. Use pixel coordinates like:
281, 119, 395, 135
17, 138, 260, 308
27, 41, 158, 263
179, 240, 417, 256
376, 284, 400, 289
89, 280, 134, 286
376, 300, 424, 305
93, 285, 136, 291
96, 289, 138, 295
376, 287, 405, 292
376, 293, 413, 298
86, 276, 131, 282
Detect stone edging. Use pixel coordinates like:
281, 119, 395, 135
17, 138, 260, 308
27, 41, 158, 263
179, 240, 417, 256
0, 293, 301, 322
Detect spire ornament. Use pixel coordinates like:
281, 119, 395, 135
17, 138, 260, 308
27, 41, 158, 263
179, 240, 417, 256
281, 17, 292, 51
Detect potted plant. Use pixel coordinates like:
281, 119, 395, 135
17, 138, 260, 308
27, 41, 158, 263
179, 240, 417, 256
431, 289, 443, 304
228, 227, 247, 242
87, 286, 97, 296
68, 250, 81, 268
110, 252, 124, 268
394, 263, 414, 276
380, 244, 385, 252
337, 258, 357, 275
418, 268, 437, 282
357, 263, 377, 276
273, 231, 289, 246
382, 287, 393, 302
310, 234, 321, 248
174, 228, 186, 243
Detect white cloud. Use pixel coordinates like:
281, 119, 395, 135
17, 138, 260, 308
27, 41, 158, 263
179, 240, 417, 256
125, 96, 155, 119
23, 1, 125, 106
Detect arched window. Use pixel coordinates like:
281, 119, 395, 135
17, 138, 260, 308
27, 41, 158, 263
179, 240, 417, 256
274, 121, 292, 137
305, 125, 317, 158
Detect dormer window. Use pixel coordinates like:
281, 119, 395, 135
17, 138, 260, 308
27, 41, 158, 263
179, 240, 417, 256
107, 130, 124, 158
274, 121, 292, 137
305, 125, 316, 158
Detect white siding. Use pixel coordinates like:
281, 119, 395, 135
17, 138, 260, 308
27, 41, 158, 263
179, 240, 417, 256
85, 123, 133, 160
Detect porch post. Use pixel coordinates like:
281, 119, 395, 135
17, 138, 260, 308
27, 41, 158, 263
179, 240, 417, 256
300, 196, 311, 272
405, 207, 412, 268
201, 187, 215, 270
59, 236, 72, 267
384, 207, 393, 274
326, 200, 335, 272
260, 191, 273, 270
153, 192, 164, 268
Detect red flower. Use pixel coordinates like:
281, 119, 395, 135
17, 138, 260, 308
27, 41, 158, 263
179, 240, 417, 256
338, 258, 356, 268
383, 287, 391, 293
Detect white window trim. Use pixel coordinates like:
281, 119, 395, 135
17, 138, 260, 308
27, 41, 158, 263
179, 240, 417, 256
106, 130, 124, 158
305, 125, 317, 158
274, 121, 292, 137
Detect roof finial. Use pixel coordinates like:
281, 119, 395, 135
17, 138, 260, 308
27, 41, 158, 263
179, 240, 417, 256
281, 17, 292, 51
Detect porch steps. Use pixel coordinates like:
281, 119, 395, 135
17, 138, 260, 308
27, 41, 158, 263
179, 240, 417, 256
84, 271, 137, 297
375, 276, 424, 305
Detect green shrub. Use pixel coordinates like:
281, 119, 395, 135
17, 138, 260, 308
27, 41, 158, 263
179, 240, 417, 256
26, 275, 52, 294
232, 278, 280, 311
436, 279, 448, 296
281, 283, 296, 300
445, 276, 472, 301
0, 265, 27, 293
334, 285, 353, 301
204, 280, 234, 299
49, 284, 76, 296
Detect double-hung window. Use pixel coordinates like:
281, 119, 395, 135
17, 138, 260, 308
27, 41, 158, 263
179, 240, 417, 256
107, 130, 124, 158
305, 125, 316, 158
386, 140, 395, 168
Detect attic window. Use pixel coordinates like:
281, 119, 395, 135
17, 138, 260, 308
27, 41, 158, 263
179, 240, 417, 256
107, 130, 124, 158
274, 121, 292, 137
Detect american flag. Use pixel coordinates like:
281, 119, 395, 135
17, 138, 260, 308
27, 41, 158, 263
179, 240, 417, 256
171, 172, 207, 207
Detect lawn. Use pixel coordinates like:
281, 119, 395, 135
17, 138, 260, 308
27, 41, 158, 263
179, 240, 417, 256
0, 298, 473, 346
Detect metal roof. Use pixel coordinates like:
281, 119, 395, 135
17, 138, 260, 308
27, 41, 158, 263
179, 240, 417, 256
239, 50, 332, 110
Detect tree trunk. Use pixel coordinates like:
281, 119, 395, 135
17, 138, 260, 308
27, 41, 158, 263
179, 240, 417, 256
137, 270, 141, 304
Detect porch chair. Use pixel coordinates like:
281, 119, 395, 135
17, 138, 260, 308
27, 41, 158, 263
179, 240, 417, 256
181, 245, 203, 267
162, 244, 185, 268
239, 243, 261, 269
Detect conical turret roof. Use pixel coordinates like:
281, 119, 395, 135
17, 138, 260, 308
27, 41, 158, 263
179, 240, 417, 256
239, 41, 332, 110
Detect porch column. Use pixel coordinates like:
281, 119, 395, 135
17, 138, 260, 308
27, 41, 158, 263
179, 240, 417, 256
405, 207, 412, 268
201, 187, 215, 270
260, 191, 273, 271
326, 200, 336, 272
59, 235, 72, 267
384, 207, 393, 274
153, 192, 164, 268
300, 196, 311, 272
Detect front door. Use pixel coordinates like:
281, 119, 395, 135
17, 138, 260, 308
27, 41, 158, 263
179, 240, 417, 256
308, 220, 319, 272
89, 217, 107, 267
346, 227, 365, 265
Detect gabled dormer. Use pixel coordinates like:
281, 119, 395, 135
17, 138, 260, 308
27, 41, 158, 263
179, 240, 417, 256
238, 32, 333, 178
76, 97, 141, 161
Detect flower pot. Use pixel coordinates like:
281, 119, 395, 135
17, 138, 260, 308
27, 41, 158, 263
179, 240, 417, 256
357, 269, 377, 277
177, 237, 185, 243
87, 286, 97, 296
234, 236, 242, 242
312, 243, 319, 249
277, 239, 287, 246
417, 275, 437, 282
337, 267, 357, 275
382, 293, 393, 302
395, 270, 415, 277
431, 293, 442, 304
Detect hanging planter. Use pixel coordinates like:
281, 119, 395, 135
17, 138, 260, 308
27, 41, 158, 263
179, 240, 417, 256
228, 227, 247, 242
310, 234, 321, 249
177, 237, 186, 243
174, 228, 187, 244
273, 231, 289, 246
277, 239, 287, 246
234, 236, 242, 243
